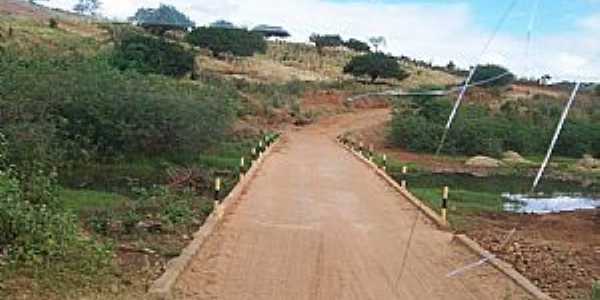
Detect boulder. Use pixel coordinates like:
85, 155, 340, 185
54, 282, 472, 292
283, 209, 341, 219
577, 154, 600, 169
502, 151, 532, 164
465, 156, 504, 168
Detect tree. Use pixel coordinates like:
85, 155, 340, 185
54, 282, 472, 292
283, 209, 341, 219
186, 27, 267, 57
73, 0, 101, 15
344, 38, 370, 52
210, 20, 237, 29
343, 53, 409, 83
446, 61, 456, 71
539, 74, 552, 85
130, 4, 194, 28
369, 36, 386, 52
471, 64, 515, 88
110, 33, 194, 77
309, 34, 343, 54
252, 25, 290, 38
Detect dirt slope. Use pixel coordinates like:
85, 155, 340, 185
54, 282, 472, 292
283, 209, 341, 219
174, 109, 532, 300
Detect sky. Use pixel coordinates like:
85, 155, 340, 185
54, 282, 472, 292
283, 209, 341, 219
45, 0, 600, 82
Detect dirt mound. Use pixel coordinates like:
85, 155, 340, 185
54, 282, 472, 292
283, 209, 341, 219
465, 156, 504, 168
577, 155, 600, 170
469, 211, 600, 300
502, 151, 533, 165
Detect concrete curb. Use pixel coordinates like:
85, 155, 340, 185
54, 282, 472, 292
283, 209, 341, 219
147, 138, 281, 300
337, 140, 553, 300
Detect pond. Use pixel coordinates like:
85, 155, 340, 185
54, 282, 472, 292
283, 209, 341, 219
503, 194, 600, 214
393, 172, 600, 214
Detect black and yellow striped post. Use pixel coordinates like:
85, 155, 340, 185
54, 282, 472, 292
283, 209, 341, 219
442, 186, 449, 223
258, 140, 265, 156
251, 147, 257, 160
382, 154, 387, 171
359, 141, 364, 156
240, 157, 246, 177
214, 177, 222, 212
401, 166, 408, 188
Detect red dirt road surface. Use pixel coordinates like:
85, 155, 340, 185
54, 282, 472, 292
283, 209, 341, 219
174, 110, 533, 300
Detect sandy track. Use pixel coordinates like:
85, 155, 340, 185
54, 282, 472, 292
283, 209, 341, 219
174, 109, 531, 300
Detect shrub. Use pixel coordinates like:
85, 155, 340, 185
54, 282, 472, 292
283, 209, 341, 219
593, 281, 600, 300
111, 33, 194, 77
344, 38, 370, 52
0, 48, 239, 163
310, 34, 343, 54
49, 18, 58, 28
344, 53, 409, 83
0, 136, 109, 269
471, 64, 515, 88
130, 4, 195, 28
186, 27, 267, 57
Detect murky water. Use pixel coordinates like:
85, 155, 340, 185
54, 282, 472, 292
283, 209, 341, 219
503, 194, 600, 214
394, 172, 600, 214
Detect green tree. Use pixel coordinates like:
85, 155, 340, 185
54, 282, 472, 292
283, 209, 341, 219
130, 4, 194, 28
369, 36, 386, 52
186, 27, 267, 57
343, 53, 409, 83
111, 33, 194, 77
73, 0, 102, 15
344, 38, 370, 52
309, 34, 343, 54
471, 64, 515, 88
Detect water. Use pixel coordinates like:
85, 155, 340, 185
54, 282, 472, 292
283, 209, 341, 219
503, 194, 600, 214
393, 172, 600, 214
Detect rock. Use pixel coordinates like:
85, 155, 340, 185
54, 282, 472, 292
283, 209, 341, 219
465, 156, 504, 168
135, 220, 162, 232
501, 151, 533, 164
577, 154, 600, 169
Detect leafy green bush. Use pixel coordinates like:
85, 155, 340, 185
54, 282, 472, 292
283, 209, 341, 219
186, 27, 267, 57
592, 281, 600, 300
389, 95, 600, 158
111, 33, 194, 77
0, 136, 109, 269
309, 34, 343, 53
471, 64, 515, 88
0, 48, 238, 163
344, 38, 370, 52
130, 4, 195, 28
343, 53, 409, 83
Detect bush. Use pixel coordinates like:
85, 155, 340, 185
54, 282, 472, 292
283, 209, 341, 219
310, 34, 343, 53
49, 18, 58, 28
0, 48, 238, 162
130, 4, 195, 28
0, 136, 109, 269
593, 281, 600, 300
186, 27, 267, 57
388, 94, 600, 158
471, 64, 515, 88
111, 33, 194, 77
344, 38, 370, 52
343, 53, 409, 83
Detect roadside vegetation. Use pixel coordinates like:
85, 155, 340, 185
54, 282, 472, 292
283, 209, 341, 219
390, 90, 600, 158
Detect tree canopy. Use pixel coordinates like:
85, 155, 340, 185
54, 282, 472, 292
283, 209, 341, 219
309, 34, 343, 53
73, 0, 101, 15
130, 4, 194, 28
343, 38, 370, 52
471, 64, 515, 88
252, 25, 290, 38
186, 27, 267, 57
343, 53, 408, 83
110, 33, 194, 77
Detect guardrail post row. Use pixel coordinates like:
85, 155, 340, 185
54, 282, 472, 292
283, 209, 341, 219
442, 186, 449, 223
382, 154, 387, 171
401, 166, 408, 188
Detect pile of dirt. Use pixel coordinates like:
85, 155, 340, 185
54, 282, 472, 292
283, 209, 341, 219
468, 211, 600, 300
502, 151, 533, 165
577, 155, 600, 170
465, 156, 504, 168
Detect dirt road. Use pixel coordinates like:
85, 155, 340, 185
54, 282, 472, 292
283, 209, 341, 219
175, 109, 532, 300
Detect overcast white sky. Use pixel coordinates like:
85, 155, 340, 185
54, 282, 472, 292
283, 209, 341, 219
46, 0, 600, 82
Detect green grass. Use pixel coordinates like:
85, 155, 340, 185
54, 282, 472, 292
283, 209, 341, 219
59, 188, 128, 212
592, 281, 600, 300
